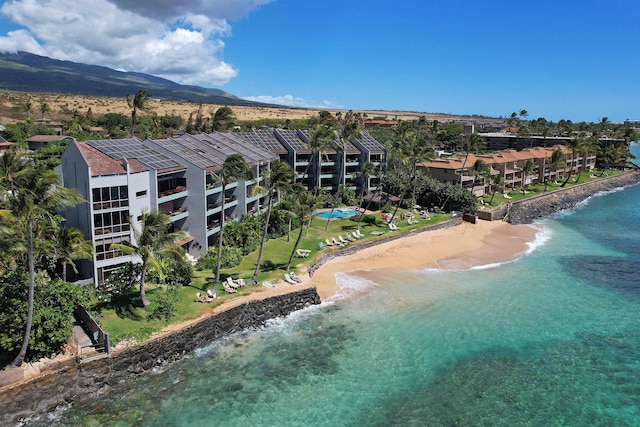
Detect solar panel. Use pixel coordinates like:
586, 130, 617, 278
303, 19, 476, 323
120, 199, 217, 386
188, 133, 277, 165
86, 138, 184, 171
151, 137, 225, 170
238, 130, 288, 154
355, 131, 386, 152
275, 129, 308, 151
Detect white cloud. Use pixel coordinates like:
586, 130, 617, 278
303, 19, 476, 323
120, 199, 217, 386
242, 94, 344, 109
0, 0, 273, 86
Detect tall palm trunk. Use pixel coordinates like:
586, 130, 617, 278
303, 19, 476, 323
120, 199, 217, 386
139, 260, 150, 307
251, 194, 274, 285
324, 166, 343, 231
11, 221, 34, 367
561, 152, 575, 187
286, 220, 305, 271
214, 184, 226, 288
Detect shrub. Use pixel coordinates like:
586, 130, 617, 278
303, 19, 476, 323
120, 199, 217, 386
362, 214, 377, 225
95, 263, 141, 305
147, 287, 178, 321
196, 246, 242, 271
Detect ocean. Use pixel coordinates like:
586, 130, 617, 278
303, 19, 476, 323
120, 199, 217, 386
28, 144, 640, 426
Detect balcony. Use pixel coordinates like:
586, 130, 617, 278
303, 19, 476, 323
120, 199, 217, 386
169, 207, 188, 222
158, 186, 188, 203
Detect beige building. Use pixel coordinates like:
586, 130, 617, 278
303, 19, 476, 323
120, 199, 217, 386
419, 145, 596, 196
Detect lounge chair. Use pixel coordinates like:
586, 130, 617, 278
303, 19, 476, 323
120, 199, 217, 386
195, 292, 211, 303
284, 273, 297, 285
332, 237, 345, 247
353, 229, 364, 238
226, 277, 240, 289
289, 271, 303, 283
223, 284, 237, 294
325, 238, 335, 247
338, 235, 350, 245
387, 222, 399, 231
296, 248, 311, 258
345, 233, 356, 242
262, 281, 275, 288
235, 278, 246, 287
318, 241, 325, 249
207, 289, 219, 299
370, 231, 385, 236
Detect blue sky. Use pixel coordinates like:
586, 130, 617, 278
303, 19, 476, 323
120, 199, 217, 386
1, 0, 638, 122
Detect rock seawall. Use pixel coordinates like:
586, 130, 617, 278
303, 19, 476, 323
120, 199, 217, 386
506, 171, 640, 225
0, 287, 320, 425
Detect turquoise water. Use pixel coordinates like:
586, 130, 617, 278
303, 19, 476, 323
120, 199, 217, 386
30, 146, 640, 426
314, 208, 359, 219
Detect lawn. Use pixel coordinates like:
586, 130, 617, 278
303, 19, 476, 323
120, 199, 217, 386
95, 208, 451, 345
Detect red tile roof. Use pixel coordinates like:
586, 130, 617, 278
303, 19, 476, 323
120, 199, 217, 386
76, 142, 148, 176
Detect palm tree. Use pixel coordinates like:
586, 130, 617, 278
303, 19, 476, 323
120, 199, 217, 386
488, 174, 504, 205
548, 148, 565, 189
250, 161, 295, 285
53, 227, 93, 280
459, 132, 485, 187
211, 106, 235, 131
561, 136, 585, 187
2, 167, 83, 367
324, 114, 361, 231
126, 89, 153, 137
521, 159, 535, 194
470, 159, 490, 195
210, 154, 253, 289
39, 100, 51, 121
354, 162, 379, 231
304, 124, 337, 190
285, 189, 319, 271
111, 211, 185, 307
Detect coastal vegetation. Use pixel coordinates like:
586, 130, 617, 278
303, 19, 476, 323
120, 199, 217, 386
0, 90, 638, 371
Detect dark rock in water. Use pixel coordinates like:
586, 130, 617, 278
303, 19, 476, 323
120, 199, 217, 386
506, 172, 640, 225
0, 288, 321, 426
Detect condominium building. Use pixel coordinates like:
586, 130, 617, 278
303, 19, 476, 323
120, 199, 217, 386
61, 130, 386, 285
419, 145, 596, 196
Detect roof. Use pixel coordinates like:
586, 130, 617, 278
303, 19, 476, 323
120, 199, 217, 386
420, 145, 571, 170
85, 138, 186, 173
76, 141, 149, 176
238, 129, 288, 154
185, 132, 278, 165
26, 135, 74, 143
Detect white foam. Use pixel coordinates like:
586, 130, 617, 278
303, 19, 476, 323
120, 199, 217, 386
326, 272, 379, 302
547, 185, 627, 219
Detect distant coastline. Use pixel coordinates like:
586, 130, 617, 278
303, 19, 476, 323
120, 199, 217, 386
2, 170, 640, 425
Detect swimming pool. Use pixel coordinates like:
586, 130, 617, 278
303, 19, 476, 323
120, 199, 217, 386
313, 208, 359, 219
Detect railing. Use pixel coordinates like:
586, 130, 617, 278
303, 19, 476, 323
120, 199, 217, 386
74, 305, 110, 360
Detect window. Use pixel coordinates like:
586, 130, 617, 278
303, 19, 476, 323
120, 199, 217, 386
95, 236, 129, 261
94, 211, 130, 236
136, 190, 147, 198
92, 186, 129, 210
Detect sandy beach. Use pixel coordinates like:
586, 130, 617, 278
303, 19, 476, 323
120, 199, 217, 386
143, 220, 538, 340
305, 219, 537, 299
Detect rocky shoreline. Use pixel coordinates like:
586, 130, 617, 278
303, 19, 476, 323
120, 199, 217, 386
506, 171, 640, 225
0, 288, 320, 425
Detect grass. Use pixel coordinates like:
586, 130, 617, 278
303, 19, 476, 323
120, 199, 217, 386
478, 169, 623, 207
95, 208, 451, 345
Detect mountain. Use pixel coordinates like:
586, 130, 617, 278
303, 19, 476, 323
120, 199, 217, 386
0, 51, 277, 107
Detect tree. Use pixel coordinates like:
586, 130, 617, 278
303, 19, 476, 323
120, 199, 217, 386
1, 166, 83, 367
324, 112, 361, 231
38, 100, 51, 121
250, 161, 295, 285
470, 159, 490, 195
459, 132, 486, 187
354, 162, 379, 231
285, 188, 318, 271
488, 174, 504, 205
547, 148, 565, 189
211, 106, 235, 131
210, 154, 254, 289
304, 124, 338, 190
52, 227, 93, 280
126, 89, 153, 137
521, 159, 535, 194
561, 136, 585, 187
111, 211, 185, 307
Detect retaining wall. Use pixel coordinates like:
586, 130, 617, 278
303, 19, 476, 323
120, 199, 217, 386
505, 171, 640, 225
0, 287, 320, 425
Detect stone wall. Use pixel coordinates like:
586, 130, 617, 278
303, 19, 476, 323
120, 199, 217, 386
505, 171, 640, 225
0, 287, 321, 425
